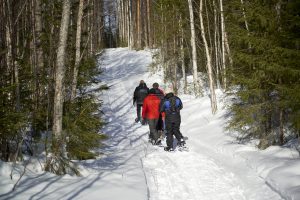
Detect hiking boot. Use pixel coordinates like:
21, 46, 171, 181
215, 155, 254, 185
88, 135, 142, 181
164, 146, 174, 152
141, 119, 148, 125
135, 118, 140, 123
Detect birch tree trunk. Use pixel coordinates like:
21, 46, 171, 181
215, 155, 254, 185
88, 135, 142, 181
71, 0, 84, 100
147, 0, 152, 48
199, 0, 217, 114
219, 0, 227, 89
129, 0, 133, 49
179, 15, 187, 94
52, 0, 71, 163
188, 0, 202, 96
137, 0, 141, 48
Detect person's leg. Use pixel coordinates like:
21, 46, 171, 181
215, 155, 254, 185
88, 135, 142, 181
136, 104, 142, 121
173, 121, 185, 146
165, 121, 174, 149
148, 119, 159, 142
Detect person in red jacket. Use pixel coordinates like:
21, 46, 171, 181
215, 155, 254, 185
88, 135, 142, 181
142, 88, 163, 145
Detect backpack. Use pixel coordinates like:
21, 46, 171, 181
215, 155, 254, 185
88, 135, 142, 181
168, 96, 179, 113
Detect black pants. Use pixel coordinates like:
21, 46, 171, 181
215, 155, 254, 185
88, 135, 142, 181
165, 121, 182, 148
136, 104, 143, 121
148, 119, 159, 141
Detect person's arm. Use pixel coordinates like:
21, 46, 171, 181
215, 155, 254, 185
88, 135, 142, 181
177, 97, 183, 110
133, 87, 138, 105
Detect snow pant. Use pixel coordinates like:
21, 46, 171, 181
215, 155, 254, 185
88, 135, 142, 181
136, 104, 143, 121
148, 118, 159, 141
165, 120, 182, 148
156, 114, 163, 131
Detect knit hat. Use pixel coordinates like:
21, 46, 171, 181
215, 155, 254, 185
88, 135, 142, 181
149, 88, 156, 94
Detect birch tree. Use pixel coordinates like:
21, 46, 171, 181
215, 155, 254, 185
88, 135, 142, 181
47, 0, 74, 175
219, 0, 227, 88
188, 0, 202, 96
71, 0, 85, 100
199, 0, 217, 114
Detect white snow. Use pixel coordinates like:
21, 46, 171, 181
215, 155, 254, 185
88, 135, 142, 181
0, 48, 299, 200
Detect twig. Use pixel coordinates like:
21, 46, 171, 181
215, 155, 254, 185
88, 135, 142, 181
12, 156, 31, 191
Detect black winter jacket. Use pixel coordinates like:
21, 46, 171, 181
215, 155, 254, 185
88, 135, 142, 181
133, 83, 149, 105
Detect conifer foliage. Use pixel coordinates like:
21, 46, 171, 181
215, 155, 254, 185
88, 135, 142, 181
0, 0, 107, 174
226, 0, 300, 148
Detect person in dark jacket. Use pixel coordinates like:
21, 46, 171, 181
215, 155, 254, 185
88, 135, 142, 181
160, 91, 185, 151
133, 80, 149, 123
152, 82, 165, 99
142, 88, 163, 145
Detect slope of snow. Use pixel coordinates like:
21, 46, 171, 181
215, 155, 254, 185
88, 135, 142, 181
0, 48, 299, 200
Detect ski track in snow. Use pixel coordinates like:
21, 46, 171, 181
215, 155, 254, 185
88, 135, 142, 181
98, 48, 283, 200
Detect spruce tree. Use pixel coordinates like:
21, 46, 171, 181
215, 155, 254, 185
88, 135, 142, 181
226, 0, 300, 148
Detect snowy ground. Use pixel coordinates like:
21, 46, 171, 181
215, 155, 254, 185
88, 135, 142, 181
0, 48, 299, 200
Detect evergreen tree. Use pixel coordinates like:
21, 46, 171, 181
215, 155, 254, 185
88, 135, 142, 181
226, 0, 300, 148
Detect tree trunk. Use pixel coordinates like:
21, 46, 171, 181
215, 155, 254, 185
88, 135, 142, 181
200, 0, 217, 114
219, 0, 227, 89
213, 0, 220, 88
71, 0, 84, 100
188, 0, 202, 96
129, 0, 133, 49
137, 0, 141, 48
147, 0, 152, 48
51, 0, 71, 165
180, 15, 187, 94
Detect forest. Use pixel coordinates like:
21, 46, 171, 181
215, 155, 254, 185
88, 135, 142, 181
0, 0, 299, 175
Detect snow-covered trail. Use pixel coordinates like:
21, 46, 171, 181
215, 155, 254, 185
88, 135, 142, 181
98, 48, 283, 200
0, 48, 284, 200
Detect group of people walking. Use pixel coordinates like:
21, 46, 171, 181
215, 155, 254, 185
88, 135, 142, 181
133, 80, 186, 151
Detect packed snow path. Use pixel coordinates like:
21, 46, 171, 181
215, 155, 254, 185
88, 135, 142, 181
98, 48, 282, 200
0, 48, 284, 200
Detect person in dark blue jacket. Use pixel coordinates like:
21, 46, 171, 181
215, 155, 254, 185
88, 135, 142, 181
160, 91, 185, 151
133, 80, 149, 123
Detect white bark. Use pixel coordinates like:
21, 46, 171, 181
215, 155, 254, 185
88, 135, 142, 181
179, 15, 187, 94
188, 0, 202, 96
53, 0, 71, 146
71, 0, 84, 100
147, 0, 151, 47
200, 0, 217, 114
128, 0, 133, 49
219, 0, 227, 89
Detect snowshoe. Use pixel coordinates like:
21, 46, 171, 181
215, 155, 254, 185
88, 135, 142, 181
177, 140, 189, 152
178, 140, 185, 146
164, 146, 174, 152
183, 136, 189, 141
154, 140, 163, 147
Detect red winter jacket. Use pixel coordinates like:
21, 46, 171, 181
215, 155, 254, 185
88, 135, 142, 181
142, 94, 161, 119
